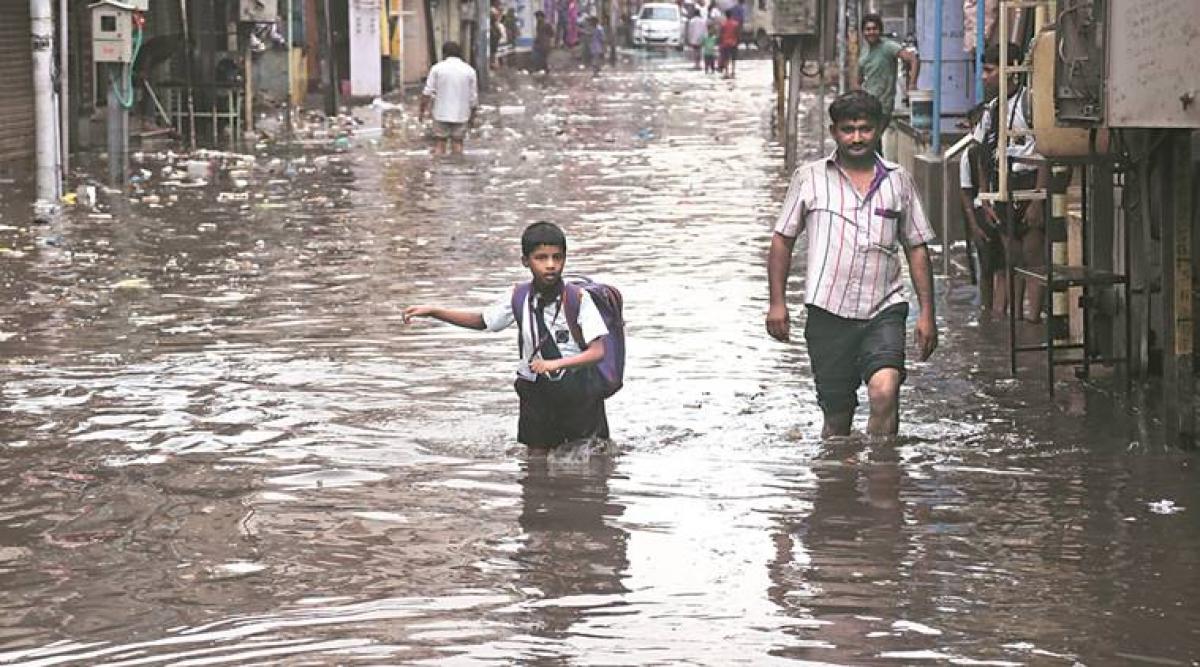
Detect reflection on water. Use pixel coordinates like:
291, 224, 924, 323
1, 54, 1199, 665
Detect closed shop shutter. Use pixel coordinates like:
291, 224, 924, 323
0, 0, 35, 171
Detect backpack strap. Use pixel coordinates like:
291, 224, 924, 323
511, 281, 532, 356
562, 282, 587, 349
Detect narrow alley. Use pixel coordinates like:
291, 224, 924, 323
0, 54, 1197, 666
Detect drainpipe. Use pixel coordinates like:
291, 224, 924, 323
475, 0, 488, 91
931, 0, 943, 154
975, 0, 984, 103
31, 0, 61, 208
836, 0, 846, 94
286, 0, 293, 146
58, 0, 69, 178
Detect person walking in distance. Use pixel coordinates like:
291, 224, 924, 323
584, 16, 607, 76
532, 11, 554, 74
718, 9, 740, 78
418, 41, 479, 156
686, 8, 707, 70
766, 91, 938, 438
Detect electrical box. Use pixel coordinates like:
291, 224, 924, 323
240, 0, 278, 23
90, 1, 139, 63
768, 0, 818, 35
1056, 0, 1200, 128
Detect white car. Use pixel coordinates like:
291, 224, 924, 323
632, 3, 683, 48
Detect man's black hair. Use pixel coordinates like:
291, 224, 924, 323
442, 41, 462, 59
535, 10, 545, 18
828, 90, 884, 127
521, 222, 567, 256
982, 42, 1023, 66
861, 12, 883, 31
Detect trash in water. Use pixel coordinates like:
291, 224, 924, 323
111, 277, 151, 290
499, 105, 526, 116
76, 184, 97, 209
1148, 499, 1185, 515
185, 160, 213, 181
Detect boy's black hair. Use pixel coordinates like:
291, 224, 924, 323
982, 42, 1023, 66
442, 41, 462, 59
521, 222, 567, 256
861, 12, 883, 31
828, 90, 884, 127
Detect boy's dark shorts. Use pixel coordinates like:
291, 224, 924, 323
514, 366, 609, 447
804, 303, 909, 415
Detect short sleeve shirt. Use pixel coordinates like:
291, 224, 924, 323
422, 57, 478, 124
972, 86, 1039, 174
859, 38, 904, 114
774, 153, 937, 320
482, 286, 610, 381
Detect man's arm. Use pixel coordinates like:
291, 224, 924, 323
469, 75, 479, 127
419, 94, 432, 121
960, 188, 985, 239
766, 232, 797, 342
530, 337, 606, 374
904, 243, 938, 360
403, 305, 486, 330
898, 48, 920, 89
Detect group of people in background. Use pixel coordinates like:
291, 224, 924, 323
685, 0, 745, 78
529, 9, 607, 76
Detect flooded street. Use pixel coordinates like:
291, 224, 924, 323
1, 53, 1199, 665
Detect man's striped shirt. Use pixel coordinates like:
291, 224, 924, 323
774, 153, 936, 321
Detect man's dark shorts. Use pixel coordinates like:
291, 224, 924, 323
514, 367, 609, 447
804, 303, 909, 415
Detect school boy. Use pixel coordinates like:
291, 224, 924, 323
403, 222, 611, 447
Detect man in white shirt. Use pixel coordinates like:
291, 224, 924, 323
686, 9, 708, 69
419, 41, 479, 155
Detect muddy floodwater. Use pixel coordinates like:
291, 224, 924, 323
1, 53, 1198, 666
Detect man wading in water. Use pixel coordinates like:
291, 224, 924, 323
766, 91, 938, 438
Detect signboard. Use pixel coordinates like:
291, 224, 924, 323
350, 0, 383, 97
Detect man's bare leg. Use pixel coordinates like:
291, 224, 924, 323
1021, 227, 1045, 322
821, 410, 854, 438
991, 271, 1008, 318
865, 368, 902, 436
451, 138, 465, 155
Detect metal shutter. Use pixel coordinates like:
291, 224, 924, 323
0, 0, 35, 171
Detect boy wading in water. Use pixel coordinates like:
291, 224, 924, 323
766, 91, 938, 438
404, 223, 611, 448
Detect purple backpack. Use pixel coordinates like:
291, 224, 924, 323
511, 277, 625, 398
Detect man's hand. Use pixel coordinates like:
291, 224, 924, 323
915, 314, 938, 361
766, 303, 791, 342
402, 305, 435, 323
529, 358, 562, 374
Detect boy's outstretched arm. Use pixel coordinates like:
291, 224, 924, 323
403, 305, 486, 330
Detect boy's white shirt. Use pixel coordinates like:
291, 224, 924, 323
482, 287, 609, 381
